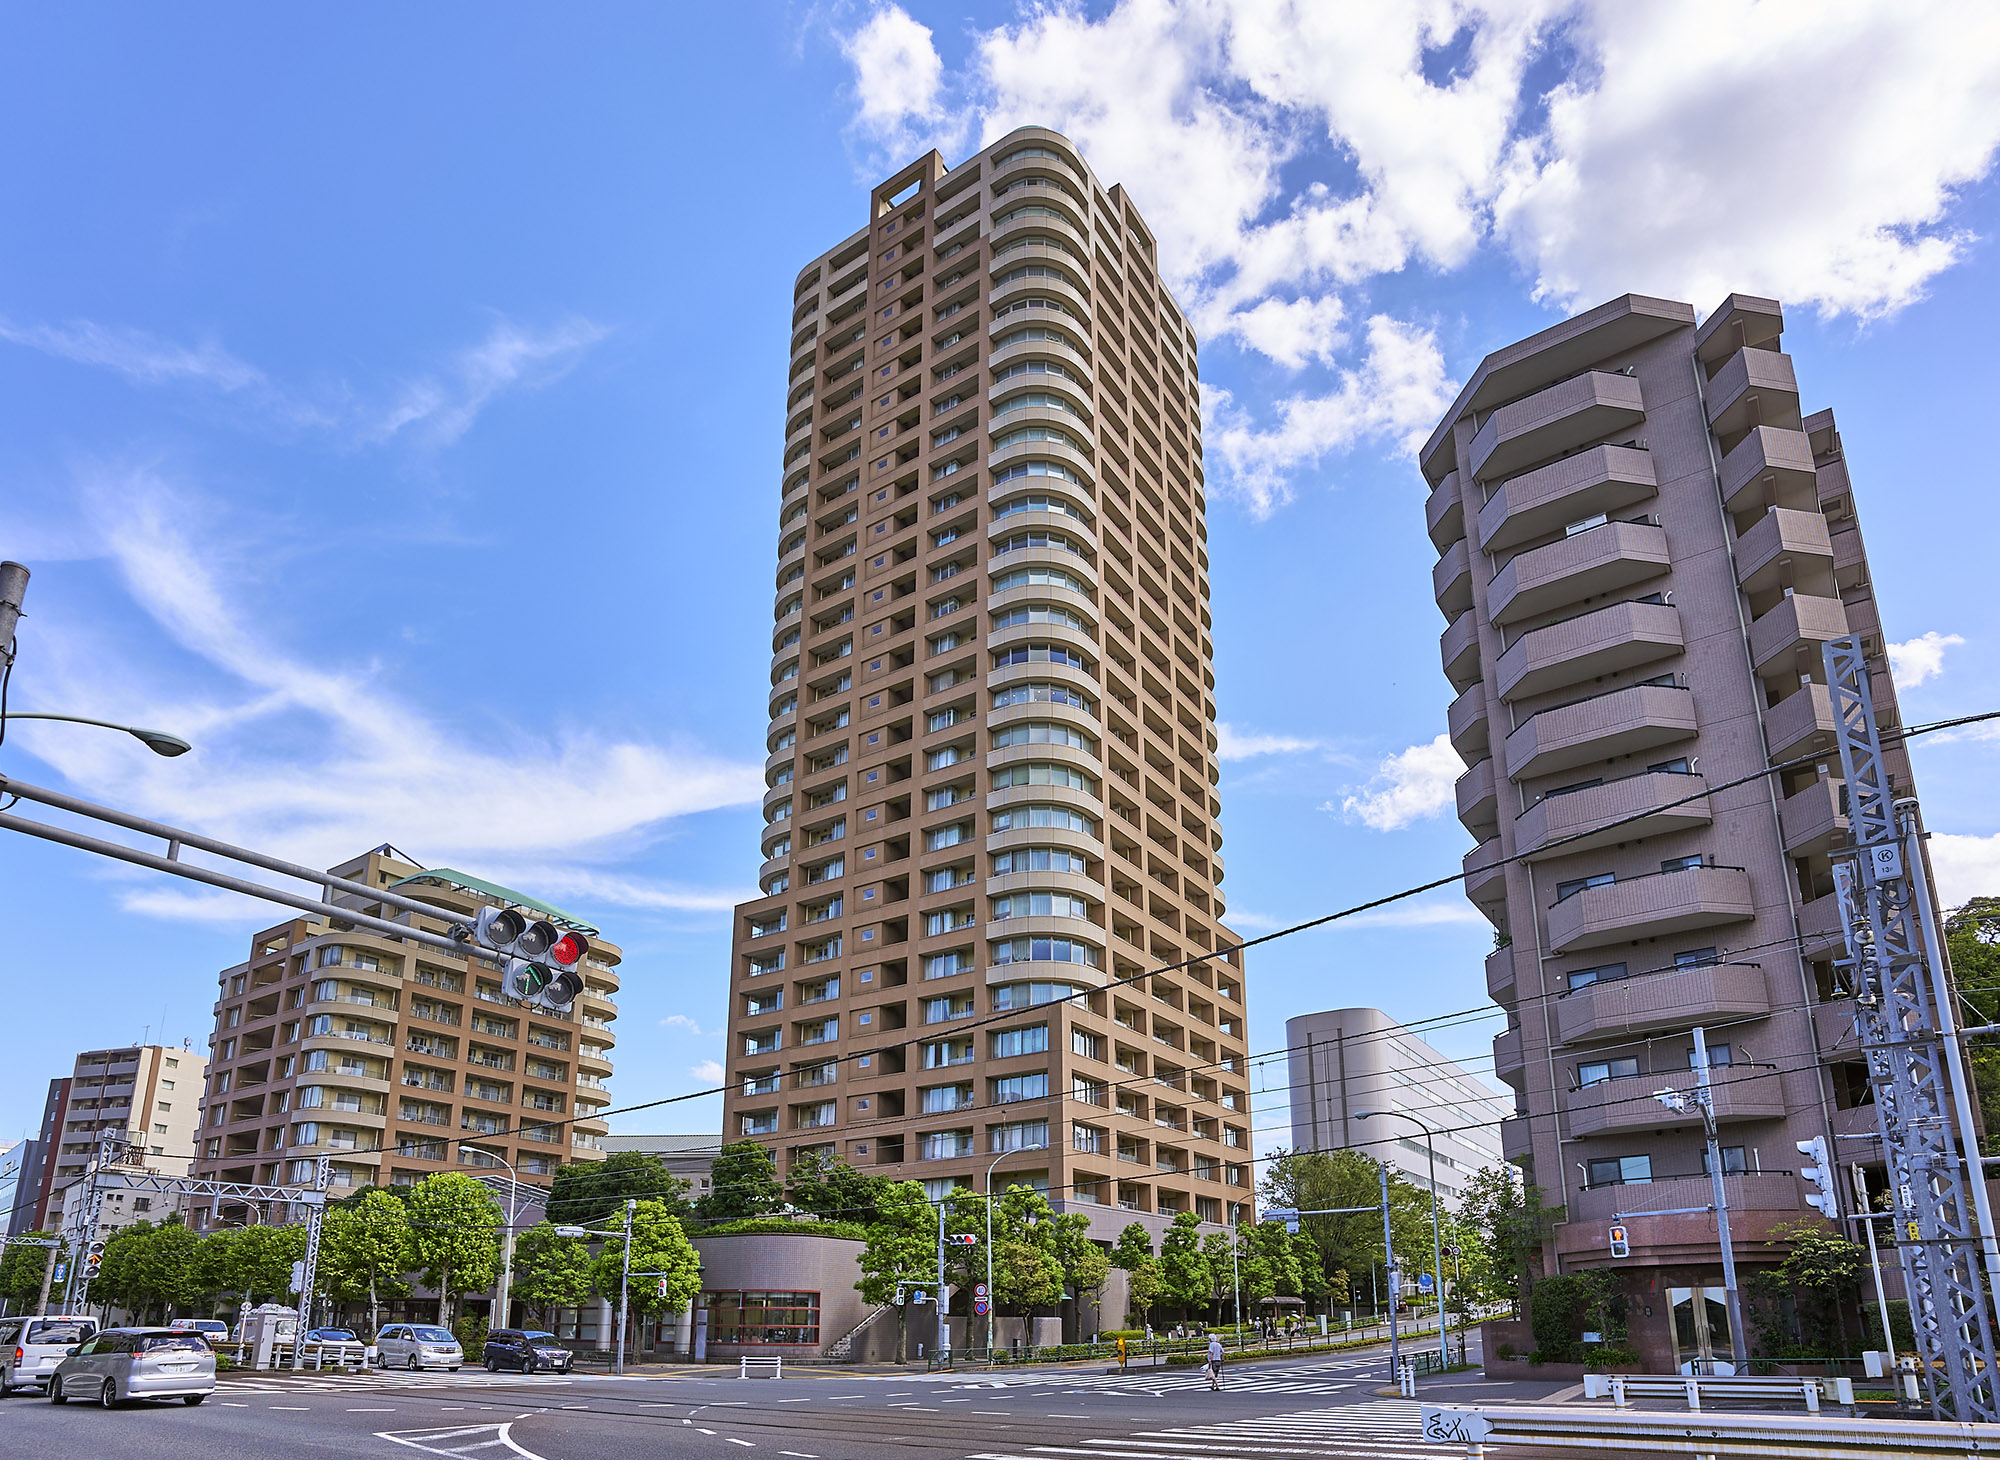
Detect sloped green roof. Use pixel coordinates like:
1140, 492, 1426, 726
386, 867, 598, 935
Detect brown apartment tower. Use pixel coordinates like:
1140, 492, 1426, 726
723, 128, 1252, 1250
190, 848, 618, 1213
1422, 293, 1911, 1372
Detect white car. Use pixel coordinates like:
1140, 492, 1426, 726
49, 1328, 215, 1407
0, 1315, 98, 1395
374, 1324, 463, 1371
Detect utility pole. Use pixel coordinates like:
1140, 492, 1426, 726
1692, 1027, 1748, 1371
615, 1198, 635, 1375
1380, 1160, 1400, 1386
34, 1240, 58, 1316
0, 560, 28, 668
935, 1200, 946, 1361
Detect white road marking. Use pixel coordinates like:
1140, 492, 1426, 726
779, 1452, 820, 1457
376, 1421, 550, 1460
726, 1440, 756, 1448
349, 1406, 397, 1411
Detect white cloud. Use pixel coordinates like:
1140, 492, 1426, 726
1889, 631, 1966, 690
1216, 721, 1324, 760
1207, 315, 1457, 517
841, 5, 964, 159
832, 2, 2000, 508
0, 316, 269, 393
1339, 733, 1461, 831
5, 465, 761, 927
1929, 833, 2000, 908
690, 1059, 726, 1084
365, 315, 608, 447
659, 1014, 718, 1037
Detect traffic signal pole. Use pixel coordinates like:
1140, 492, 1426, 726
0, 561, 28, 669
1692, 1027, 1749, 1372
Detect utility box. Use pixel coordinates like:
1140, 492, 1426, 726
242, 1304, 299, 1370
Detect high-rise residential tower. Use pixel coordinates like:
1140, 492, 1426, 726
189, 848, 619, 1212
724, 127, 1252, 1243
1422, 293, 1911, 1372
36, 1044, 206, 1228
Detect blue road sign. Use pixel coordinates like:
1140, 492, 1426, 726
1417, 1272, 1435, 1295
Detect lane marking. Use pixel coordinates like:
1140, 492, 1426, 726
726, 1441, 756, 1449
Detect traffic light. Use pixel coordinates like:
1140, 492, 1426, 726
946, 1233, 978, 1246
83, 1240, 105, 1277
1797, 1136, 1839, 1217
473, 906, 591, 1013
1608, 1223, 1630, 1259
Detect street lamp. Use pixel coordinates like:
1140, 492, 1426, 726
1652, 1026, 1748, 1372
460, 1144, 520, 1332
1, 711, 191, 756
984, 1142, 1049, 1356
1356, 1110, 1449, 1377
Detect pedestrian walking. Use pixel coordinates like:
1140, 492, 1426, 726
1206, 1332, 1224, 1391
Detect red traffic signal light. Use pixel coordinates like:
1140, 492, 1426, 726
946, 1233, 978, 1246
550, 930, 588, 967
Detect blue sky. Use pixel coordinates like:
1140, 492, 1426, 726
4, 2, 2000, 1159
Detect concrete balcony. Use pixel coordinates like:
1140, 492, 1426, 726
1567, 1172, 1802, 1236
1717, 425, 1818, 516
1516, 770, 1710, 860
1764, 681, 1836, 761
1464, 839, 1507, 924
1493, 1026, 1526, 1088
1486, 944, 1518, 1005
1500, 1114, 1532, 1164
1456, 758, 1499, 842
1812, 997, 1859, 1054
1832, 523, 1868, 591
1706, 347, 1802, 442
1441, 610, 1481, 693
1779, 775, 1848, 855
1747, 593, 1848, 677
1547, 864, 1756, 953
1799, 890, 1845, 956
1469, 370, 1646, 482
1505, 683, 1697, 782
1735, 507, 1834, 599
1477, 444, 1657, 555
1448, 684, 1491, 762
1833, 1101, 1882, 1155
1426, 470, 1465, 551
1555, 962, 1771, 1045
1488, 520, 1671, 626
1565, 1063, 1785, 1138
1494, 600, 1682, 702
1433, 537, 1473, 620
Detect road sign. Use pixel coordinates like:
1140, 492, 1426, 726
1262, 1205, 1301, 1234
973, 1300, 989, 1316
1608, 1223, 1630, 1259
974, 1282, 989, 1298
1417, 1272, 1435, 1295
1422, 1407, 1494, 1443
51, 1263, 66, 1283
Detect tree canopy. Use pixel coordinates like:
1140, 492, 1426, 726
695, 1141, 785, 1221
404, 1172, 503, 1323
549, 1151, 689, 1227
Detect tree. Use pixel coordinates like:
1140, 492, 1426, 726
786, 1150, 886, 1221
319, 1189, 413, 1335
405, 1173, 502, 1324
1109, 1223, 1153, 1272
99, 1220, 202, 1323
97, 1220, 159, 1320
548, 1152, 688, 1228
695, 1141, 784, 1221
510, 1223, 594, 1330
193, 1223, 305, 1308
1945, 897, 2000, 1152
1459, 1165, 1562, 1314
1158, 1212, 1212, 1315
0, 1231, 60, 1313
590, 1200, 701, 1353
1051, 1210, 1109, 1305
1124, 1256, 1162, 1329
988, 1185, 1065, 1324
856, 1181, 936, 1361
1747, 1220, 1867, 1358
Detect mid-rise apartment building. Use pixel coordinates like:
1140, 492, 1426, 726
32, 1044, 205, 1231
190, 848, 618, 1211
1422, 293, 1909, 1371
723, 127, 1252, 1243
1285, 1008, 1510, 1205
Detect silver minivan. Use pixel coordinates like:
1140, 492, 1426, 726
374, 1323, 463, 1371
50, 1328, 215, 1406
0, 1315, 98, 1394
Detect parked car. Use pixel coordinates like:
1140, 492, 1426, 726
482, 1330, 574, 1374
304, 1328, 357, 1343
0, 1315, 99, 1395
49, 1328, 215, 1407
374, 1324, 463, 1371
168, 1319, 230, 1347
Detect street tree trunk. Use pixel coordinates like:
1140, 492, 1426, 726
369, 1275, 380, 1338
438, 1262, 451, 1325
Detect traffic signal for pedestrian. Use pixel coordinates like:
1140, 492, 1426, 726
473, 906, 591, 1013
1797, 1136, 1839, 1217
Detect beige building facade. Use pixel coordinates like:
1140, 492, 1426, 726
724, 127, 1251, 1245
190, 848, 618, 1210
40, 1043, 206, 1232
1422, 293, 1910, 1370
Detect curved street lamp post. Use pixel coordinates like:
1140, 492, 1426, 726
1357, 1109, 1451, 1377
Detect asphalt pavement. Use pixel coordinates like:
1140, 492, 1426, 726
0, 1343, 1588, 1459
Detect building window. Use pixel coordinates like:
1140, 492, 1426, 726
989, 1024, 1050, 1059
1577, 1057, 1640, 1087
705, 1291, 821, 1347
990, 1073, 1048, 1105
1585, 1155, 1653, 1187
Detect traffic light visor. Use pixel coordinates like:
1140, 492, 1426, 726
478, 907, 527, 949
550, 930, 589, 967
518, 919, 557, 959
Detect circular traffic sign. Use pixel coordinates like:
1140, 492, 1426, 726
974, 1283, 989, 1298
973, 1300, 990, 1316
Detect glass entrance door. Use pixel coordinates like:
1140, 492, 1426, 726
1668, 1285, 1735, 1375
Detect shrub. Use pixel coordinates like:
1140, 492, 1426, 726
696, 1217, 870, 1241
1583, 1344, 1638, 1369
1863, 1298, 1916, 1356
453, 1314, 489, 1355
1101, 1328, 1144, 1340
1494, 1342, 1516, 1361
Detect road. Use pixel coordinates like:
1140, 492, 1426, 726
0, 1346, 1584, 1459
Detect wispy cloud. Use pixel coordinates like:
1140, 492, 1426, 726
4, 464, 759, 927
1889, 631, 1965, 689
1225, 896, 1483, 933
1929, 832, 2000, 907
1336, 734, 1461, 832
660, 1014, 719, 1038
690, 1059, 725, 1083
0, 316, 268, 392
365, 315, 609, 448
1216, 722, 1325, 761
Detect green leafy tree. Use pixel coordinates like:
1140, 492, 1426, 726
510, 1223, 594, 1329
0, 1231, 61, 1312
1051, 1210, 1109, 1304
590, 1200, 702, 1354
318, 1189, 414, 1335
1124, 1255, 1162, 1329
786, 1150, 886, 1221
405, 1173, 502, 1324
1946, 897, 2000, 1152
99, 1220, 202, 1323
96, 1220, 159, 1319
548, 1152, 688, 1228
856, 1181, 937, 1361
1109, 1222, 1153, 1271
695, 1141, 784, 1221
1459, 1165, 1563, 1314
987, 1185, 1067, 1325
1747, 1220, 1867, 1357
195, 1223, 306, 1308
1158, 1211, 1212, 1315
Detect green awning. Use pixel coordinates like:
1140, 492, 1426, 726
385, 867, 598, 934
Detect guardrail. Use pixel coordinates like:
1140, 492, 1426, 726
1420, 1404, 2000, 1457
